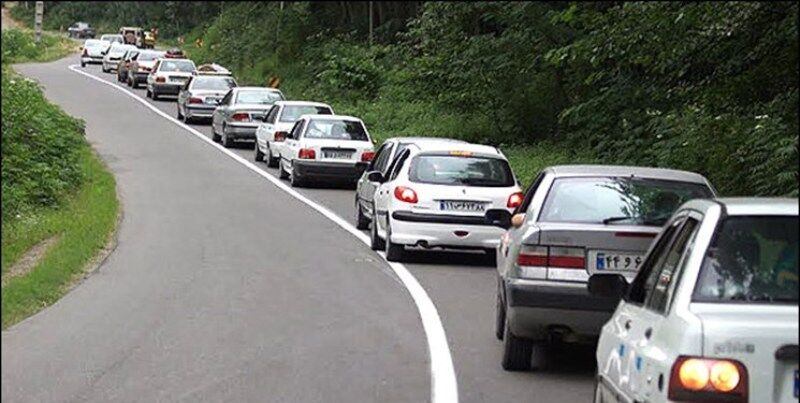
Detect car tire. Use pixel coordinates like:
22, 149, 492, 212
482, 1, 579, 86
278, 160, 289, 180
254, 142, 264, 162
370, 211, 386, 251
501, 313, 533, 371
211, 124, 221, 142
290, 165, 305, 188
81, 60, 86, 68
221, 125, 233, 148
355, 199, 369, 230
384, 220, 404, 262
146, 87, 151, 98
265, 145, 279, 168
495, 281, 506, 340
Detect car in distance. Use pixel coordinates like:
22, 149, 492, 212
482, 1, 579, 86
195, 63, 232, 76
495, 165, 716, 371
127, 50, 165, 88
145, 58, 197, 100
99, 34, 124, 44
116, 48, 140, 82
101, 43, 137, 73
591, 198, 798, 403
211, 87, 285, 147
80, 39, 110, 67
119, 27, 145, 48
254, 101, 335, 167
369, 142, 522, 262
164, 48, 186, 59
67, 22, 95, 39
176, 74, 238, 123
354, 137, 468, 230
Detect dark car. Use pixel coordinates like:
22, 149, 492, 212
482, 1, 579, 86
67, 22, 96, 39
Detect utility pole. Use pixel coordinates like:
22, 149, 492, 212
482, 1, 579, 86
34, 1, 43, 43
368, 1, 373, 46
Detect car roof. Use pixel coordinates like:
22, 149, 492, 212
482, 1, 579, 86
546, 165, 710, 184
235, 86, 282, 92
303, 114, 362, 122
410, 142, 504, 157
273, 100, 331, 107
385, 136, 467, 145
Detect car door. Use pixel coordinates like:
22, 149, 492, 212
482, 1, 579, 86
213, 90, 233, 134
357, 141, 395, 217
259, 105, 280, 149
147, 60, 160, 89
373, 148, 412, 235
281, 120, 305, 173
177, 77, 192, 112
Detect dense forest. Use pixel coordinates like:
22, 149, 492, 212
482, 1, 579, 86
13, 1, 799, 196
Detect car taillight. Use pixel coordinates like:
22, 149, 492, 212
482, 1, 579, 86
155, 76, 165, 83
669, 356, 748, 402
361, 151, 375, 162
188, 97, 203, 104
273, 131, 288, 142
517, 246, 585, 269
231, 112, 250, 122
507, 192, 524, 208
393, 186, 418, 204
298, 148, 316, 159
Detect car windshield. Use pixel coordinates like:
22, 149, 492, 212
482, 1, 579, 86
235, 90, 283, 105
279, 105, 332, 122
192, 76, 236, 91
84, 40, 108, 48
138, 52, 164, 61
693, 216, 798, 304
304, 119, 369, 141
408, 154, 515, 187
538, 176, 713, 225
159, 60, 195, 73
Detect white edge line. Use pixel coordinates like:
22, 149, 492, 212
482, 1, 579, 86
67, 64, 459, 403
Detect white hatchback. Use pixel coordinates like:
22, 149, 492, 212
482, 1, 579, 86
591, 198, 798, 403
369, 143, 522, 262
277, 115, 375, 188
254, 101, 334, 168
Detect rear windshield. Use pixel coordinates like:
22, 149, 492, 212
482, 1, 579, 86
539, 177, 713, 225
159, 60, 195, 73
304, 119, 369, 141
85, 40, 108, 48
191, 76, 236, 91
235, 90, 283, 105
408, 154, 515, 187
138, 52, 164, 61
693, 216, 798, 304
280, 105, 333, 123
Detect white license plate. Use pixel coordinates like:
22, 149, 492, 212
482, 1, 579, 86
205, 98, 220, 104
591, 251, 644, 272
439, 200, 486, 212
323, 151, 352, 159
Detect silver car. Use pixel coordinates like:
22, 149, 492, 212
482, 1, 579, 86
211, 87, 285, 148
495, 165, 716, 371
145, 58, 196, 100
353, 137, 467, 230
176, 75, 238, 123
102, 43, 136, 73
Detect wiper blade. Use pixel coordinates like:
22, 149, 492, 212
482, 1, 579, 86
602, 216, 635, 225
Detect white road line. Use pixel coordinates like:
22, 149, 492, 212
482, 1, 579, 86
68, 65, 459, 403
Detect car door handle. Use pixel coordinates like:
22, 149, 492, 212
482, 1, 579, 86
624, 320, 632, 330
644, 328, 652, 340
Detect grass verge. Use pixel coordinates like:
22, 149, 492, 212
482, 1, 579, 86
1, 147, 119, 329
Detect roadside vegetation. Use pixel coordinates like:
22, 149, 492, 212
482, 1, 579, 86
1, 28, 119, 328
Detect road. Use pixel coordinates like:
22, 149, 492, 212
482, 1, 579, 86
2, 53, 595, 402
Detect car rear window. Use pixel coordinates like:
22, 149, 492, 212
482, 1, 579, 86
408, 154, 515, 187
85, 40, 108, 48
192, 76, 236, 91
279, 105, 332, 123
138, 52, 164, 61
235, 90, 283, 105
538, 177, 713, 225
304, 119, 369, 141
159, 60, 195, 73
693, 216, 798, 304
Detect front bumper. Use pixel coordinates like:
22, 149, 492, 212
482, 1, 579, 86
388, 212, 506, 249
504, 278, 618, 339
293, 160, 368, 182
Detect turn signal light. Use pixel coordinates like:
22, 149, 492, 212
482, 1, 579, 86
393, 186, 418, 204
155, 76, 166, 83
361, 151, 375, 162
274, 131, 288, 142
188, 97, 203, 104
298, 148, 316, 159
231, 112, 250, 122
669, 356, 747, 402
507, 192, 524, 208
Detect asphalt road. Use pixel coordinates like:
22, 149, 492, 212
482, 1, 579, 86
2, 54, 595, 402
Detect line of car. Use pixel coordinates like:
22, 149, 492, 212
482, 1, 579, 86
82, 39, 798, 403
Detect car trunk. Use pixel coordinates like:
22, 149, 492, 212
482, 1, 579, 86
692, 303, 799, 403
410, 182, 517, 217
233, 104, 274, 122
301, 138, 373, 164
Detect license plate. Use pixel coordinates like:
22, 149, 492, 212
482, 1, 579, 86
205, 97, 220, 104
439, 200, 486, 212
323, 150, 352, 159
170, 77, 187, 83
592, 251, 644, 272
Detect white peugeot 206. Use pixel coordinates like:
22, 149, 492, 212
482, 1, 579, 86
590, 198, 798, 403
368, 143, 523, 262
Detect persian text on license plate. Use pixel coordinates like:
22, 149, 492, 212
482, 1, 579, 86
592, 251, 643, 272
323, 151, 352, 159
439, 200, 486, 212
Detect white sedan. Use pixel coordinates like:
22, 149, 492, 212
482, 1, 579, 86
591, 197, 798, 403
254, 101, 334, 167
369, 143, 523, 262
277, 115, 375, 188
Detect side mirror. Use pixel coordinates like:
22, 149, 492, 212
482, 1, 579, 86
511, 213, 526, 228
485, 209, 512, 229
588, 274, 629, 299
367, 171, 384, 183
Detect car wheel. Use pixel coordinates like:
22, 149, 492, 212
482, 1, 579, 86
177, 105, 184, 120
81, 60, 86, 68
221, 125, 234, 148
495, 281, 506, 340
355, 199, 369, 230
254, 142, 265, 162
384, 219, 404, 262
290, 164, 305, 188
265, 145, 279, 168
501, 312, 533, 371
278, 159, 289, 180
146, 87, 151, 98
370, 211, 386, 251
211, 123, 221, 142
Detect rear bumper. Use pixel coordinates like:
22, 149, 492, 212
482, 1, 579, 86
293, 160, 368, 182
224, 123, 258, 140
133, 72, 149, 82
185, 104, 217, 118
388, 213, 505, 249
152, 83, 183, 95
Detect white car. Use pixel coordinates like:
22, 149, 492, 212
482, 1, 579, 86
369, 142, 523, 262
254, 101, 334, 167
101, 43, 137, 73
592, 198, 798, 403
278, 115, 375, 188
146, 58, 197, 100
80, 39, 110, 67
99, 34, 124, 44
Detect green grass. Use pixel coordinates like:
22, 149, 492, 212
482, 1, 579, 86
1, 28, 78, 64
1, 148, 119, 329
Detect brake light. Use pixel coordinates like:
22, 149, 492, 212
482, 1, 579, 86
507, 192, 524, 208
669, 356, 748, 402
231, 112, 250, 122
516, 246, 586, 269
298, 148, 316, 159
361, 151, 375, 162
155, 76, 165, 83
393, 186, 418, 204
274, 131, 288, 142
188, 97, 203, 104
517, 245, 548, 266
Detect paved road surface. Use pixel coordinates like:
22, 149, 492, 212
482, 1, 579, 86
2, 54, 595, 402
